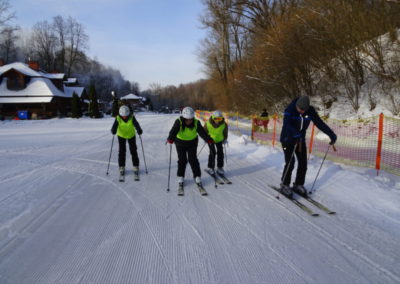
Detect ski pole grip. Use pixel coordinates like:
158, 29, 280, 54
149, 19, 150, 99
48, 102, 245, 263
332, 145, 337, 152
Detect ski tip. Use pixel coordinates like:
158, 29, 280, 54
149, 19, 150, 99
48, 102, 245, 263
329, 212, 336, 215
312, 213, 320, 217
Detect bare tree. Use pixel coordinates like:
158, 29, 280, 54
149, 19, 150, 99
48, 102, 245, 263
65, 16, 89, 77
52, 15, 67, 72
0, 0, 14, 27
31, 20, 58, 71
0, 25, 19, 62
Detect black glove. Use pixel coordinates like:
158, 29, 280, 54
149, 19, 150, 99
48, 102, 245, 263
138, 129, 143, 135
111, 129, 116, 135
330, 134, 337, 145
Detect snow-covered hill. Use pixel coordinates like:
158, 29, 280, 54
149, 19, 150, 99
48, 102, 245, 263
0, 114, 399, 283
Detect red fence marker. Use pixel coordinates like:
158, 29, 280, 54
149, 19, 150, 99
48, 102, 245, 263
375, 113, 384, 176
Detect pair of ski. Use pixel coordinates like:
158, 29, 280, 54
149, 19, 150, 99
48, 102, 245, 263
204, 169, 233, 186
119, 171, 139, 182
269, 185, 336, 217
178, 182, 207, 196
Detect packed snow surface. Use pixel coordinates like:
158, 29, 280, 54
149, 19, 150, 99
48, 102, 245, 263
0, 113, 399, 284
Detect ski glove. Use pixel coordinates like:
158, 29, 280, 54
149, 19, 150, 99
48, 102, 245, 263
137, 129, 143, 135
222, 139, 228, 145
111, 129, 116, 135
167, 139, 174, 144
329, 134, 337, 145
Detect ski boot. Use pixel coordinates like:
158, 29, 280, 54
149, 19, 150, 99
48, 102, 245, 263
133, 166, 139, 181
280, 183, 293, 198
292, 184, 308, 198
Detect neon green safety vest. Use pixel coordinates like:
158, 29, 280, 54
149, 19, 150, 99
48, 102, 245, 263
206, 120, 226, 143
177, 118, 198, 140
117, 116, 136, 139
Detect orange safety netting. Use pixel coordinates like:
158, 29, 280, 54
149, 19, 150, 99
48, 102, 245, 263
197, 110, 400, 176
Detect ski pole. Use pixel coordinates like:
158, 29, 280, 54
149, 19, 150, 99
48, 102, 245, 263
197, 142, 206, 156
276, 140, 298, 199
309, 144, 336, 194
167, 143, 172, 192
139, 135, 148, 174
106, 135, 115, 175
224, 142, 228, 165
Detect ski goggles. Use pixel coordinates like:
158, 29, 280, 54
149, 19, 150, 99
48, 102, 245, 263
213, 117, 223, 121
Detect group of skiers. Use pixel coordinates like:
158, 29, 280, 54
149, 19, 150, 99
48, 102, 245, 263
110, 96, 337, 198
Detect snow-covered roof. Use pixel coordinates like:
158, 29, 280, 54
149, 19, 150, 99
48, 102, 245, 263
64, 86, 85, 98
121, 93, 142, 100
0, 97, 53, 103
0, 78, 68, 98
64, 78, 77, 84
0, 62, 65, 80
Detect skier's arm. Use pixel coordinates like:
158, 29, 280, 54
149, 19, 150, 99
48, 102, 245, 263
111, 119, 118, 135
132, 116, 143, 135
197, 122, 212, 143
223, 122, 228, 141
167, 119, 180, 141
311, 109, 337, 144
283, 111, 300, 138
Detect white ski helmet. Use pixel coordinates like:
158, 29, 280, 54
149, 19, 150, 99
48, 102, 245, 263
212, 110, 223, 119
119, 105, 130, 116
182, 107, 195, 119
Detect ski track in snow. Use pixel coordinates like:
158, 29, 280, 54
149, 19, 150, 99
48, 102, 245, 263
0, 114, 399, 284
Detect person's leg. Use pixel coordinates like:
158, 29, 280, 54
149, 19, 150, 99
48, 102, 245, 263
281, 143, 296, 186
118, 136, 127, 167
294, 140, 308, 186
188, 144, 201, 178
127, 136, 139, 167
176, 145, 188, 177
216, 142, 224, 168
207, 143, 216, 169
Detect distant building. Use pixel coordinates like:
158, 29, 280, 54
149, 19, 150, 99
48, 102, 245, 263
0, 60, 86, 119
120, 93, 145, 110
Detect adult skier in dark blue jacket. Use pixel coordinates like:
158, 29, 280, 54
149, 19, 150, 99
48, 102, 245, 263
279, 96, 337, 197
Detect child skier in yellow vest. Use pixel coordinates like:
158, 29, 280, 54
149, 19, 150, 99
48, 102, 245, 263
111, 105, 143, 180
167, 107, 213, 190
204, 110, 228, 175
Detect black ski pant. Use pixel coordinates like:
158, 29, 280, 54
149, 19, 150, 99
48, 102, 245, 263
118, 136, 139, 167
208, 142, 224, 169
281, 140, 307, 186
176, 143, 201, 178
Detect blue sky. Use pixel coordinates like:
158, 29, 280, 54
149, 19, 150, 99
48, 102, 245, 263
10, 0, 207, 90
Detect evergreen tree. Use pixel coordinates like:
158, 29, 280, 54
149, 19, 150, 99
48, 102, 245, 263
88, 85, 101, 118
71, 92, 82, 118
112, 92, 119, 117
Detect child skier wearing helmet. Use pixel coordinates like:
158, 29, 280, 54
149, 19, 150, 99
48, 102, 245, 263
167, 106, 213, 195
111, 105, 143, 181
204, 110, 228, 175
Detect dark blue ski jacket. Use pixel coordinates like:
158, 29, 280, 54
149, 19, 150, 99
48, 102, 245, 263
280, 98, 337, 145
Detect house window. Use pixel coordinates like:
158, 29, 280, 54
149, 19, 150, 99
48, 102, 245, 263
7, 76, 24, 90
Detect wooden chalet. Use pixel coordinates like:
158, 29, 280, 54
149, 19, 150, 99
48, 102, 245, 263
0, 60, 86, 119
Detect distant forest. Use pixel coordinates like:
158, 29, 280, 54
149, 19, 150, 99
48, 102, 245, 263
150, 0, 400, 116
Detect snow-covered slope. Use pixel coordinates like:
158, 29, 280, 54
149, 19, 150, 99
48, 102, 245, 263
0, 114, 399, 283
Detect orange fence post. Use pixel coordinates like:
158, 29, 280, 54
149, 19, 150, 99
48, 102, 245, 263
272, 114, 277, 147
308, 123, 315, 159
375, 113, 384, 176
